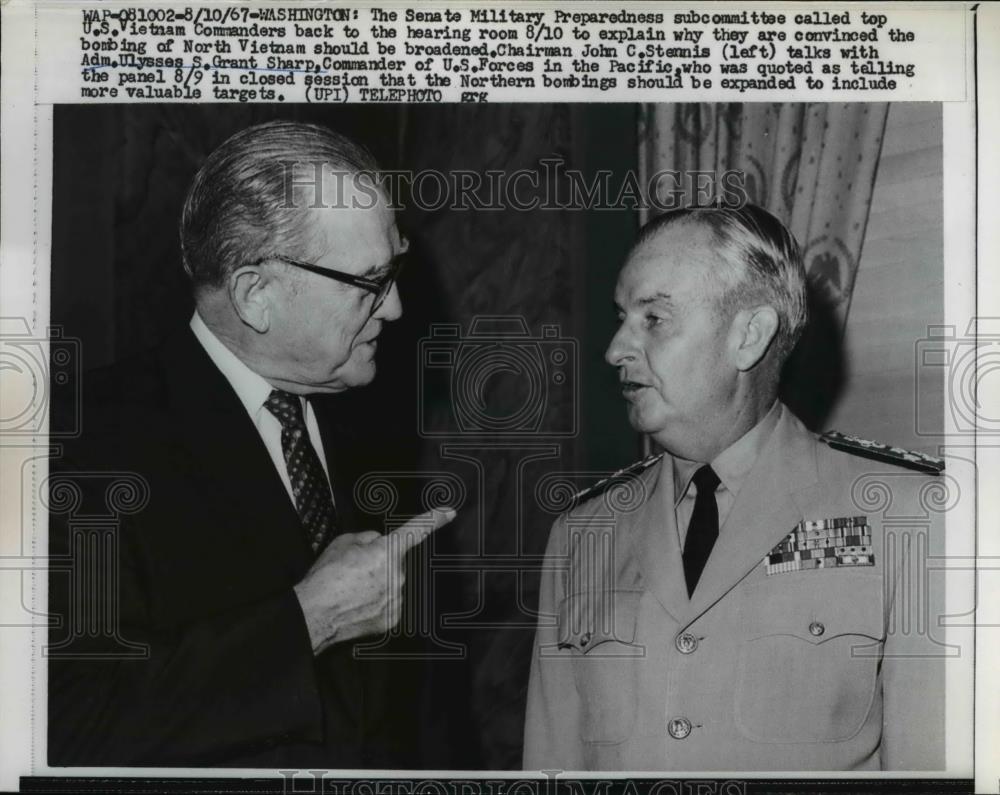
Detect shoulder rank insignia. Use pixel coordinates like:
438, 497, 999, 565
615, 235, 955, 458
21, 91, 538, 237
566, 451, 664, 511
819, 430, 945, 475
765, 516, 874, 575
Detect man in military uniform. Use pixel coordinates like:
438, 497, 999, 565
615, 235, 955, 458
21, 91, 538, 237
523, 204, 946, 771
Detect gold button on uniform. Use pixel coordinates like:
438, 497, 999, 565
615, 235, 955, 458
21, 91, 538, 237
809, 621, 825, 637
667, 717, 692, 739
675, 632, 698, 654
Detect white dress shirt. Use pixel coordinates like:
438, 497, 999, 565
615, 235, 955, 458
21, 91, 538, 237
190, 312, 333, 507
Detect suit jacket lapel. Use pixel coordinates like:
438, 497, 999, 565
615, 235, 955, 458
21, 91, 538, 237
311, 396, 386, 728
158, 328, 312, 577
311, 399, 361, 533
632, 460, 690, 624
158, 330, 371, 735
686, 405, 820, 621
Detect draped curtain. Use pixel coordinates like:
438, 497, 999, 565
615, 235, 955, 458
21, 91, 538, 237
637, 103, 889, 427
402, 105, 582, 768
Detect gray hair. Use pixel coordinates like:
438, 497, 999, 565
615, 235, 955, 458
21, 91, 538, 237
637, 203, 809, 361
180, 120, 379, 289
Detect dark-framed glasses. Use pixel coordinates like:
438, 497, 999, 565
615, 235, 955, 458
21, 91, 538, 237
261, 252, 405, 316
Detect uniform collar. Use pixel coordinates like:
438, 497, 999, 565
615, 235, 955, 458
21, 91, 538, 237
672, 400, 781, 504
635, 403, 820, 625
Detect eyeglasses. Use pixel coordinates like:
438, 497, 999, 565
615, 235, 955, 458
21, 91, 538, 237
260, 252, 405, 317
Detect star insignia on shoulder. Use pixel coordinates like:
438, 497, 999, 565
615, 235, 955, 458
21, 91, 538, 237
566, 451, 664, 510
819, 430, 945, 474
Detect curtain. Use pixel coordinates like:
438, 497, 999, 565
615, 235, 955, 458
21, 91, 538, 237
637, 102, 889, 428
402, 105, 583, 768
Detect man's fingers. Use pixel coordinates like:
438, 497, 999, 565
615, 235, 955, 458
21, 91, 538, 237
316, 530, 377, 555
389, 507, 456, 554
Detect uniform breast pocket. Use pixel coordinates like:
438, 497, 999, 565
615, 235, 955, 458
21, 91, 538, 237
559, 589, 643, 745
733, 575, 885, 744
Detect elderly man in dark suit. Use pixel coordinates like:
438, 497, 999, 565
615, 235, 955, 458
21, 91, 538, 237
48, 121, 453, 767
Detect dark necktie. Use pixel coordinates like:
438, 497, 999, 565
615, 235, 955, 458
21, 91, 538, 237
682, 465, 721, 597
264, 389, 336, 555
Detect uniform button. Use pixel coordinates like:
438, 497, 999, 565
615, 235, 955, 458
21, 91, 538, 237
675, 632, 698, 654
667, 717, 692, 739
809, 621, 825, 637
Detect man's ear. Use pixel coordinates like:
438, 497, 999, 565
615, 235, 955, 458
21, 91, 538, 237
731, 305, 780, 372
228, 266, 272, 333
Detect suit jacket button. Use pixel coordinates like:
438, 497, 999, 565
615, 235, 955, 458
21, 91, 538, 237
667, 717, 692, 739
809, 621, 825, 637
675, 632, 698, 654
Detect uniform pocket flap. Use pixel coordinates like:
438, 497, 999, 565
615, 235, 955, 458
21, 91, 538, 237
557, 589, 642, 653
741, 575, 885, 644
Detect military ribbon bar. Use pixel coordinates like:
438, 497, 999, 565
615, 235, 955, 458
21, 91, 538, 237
764, 516, 874, 576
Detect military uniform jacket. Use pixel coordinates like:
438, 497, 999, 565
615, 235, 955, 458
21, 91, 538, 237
523, 406, 946, 771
